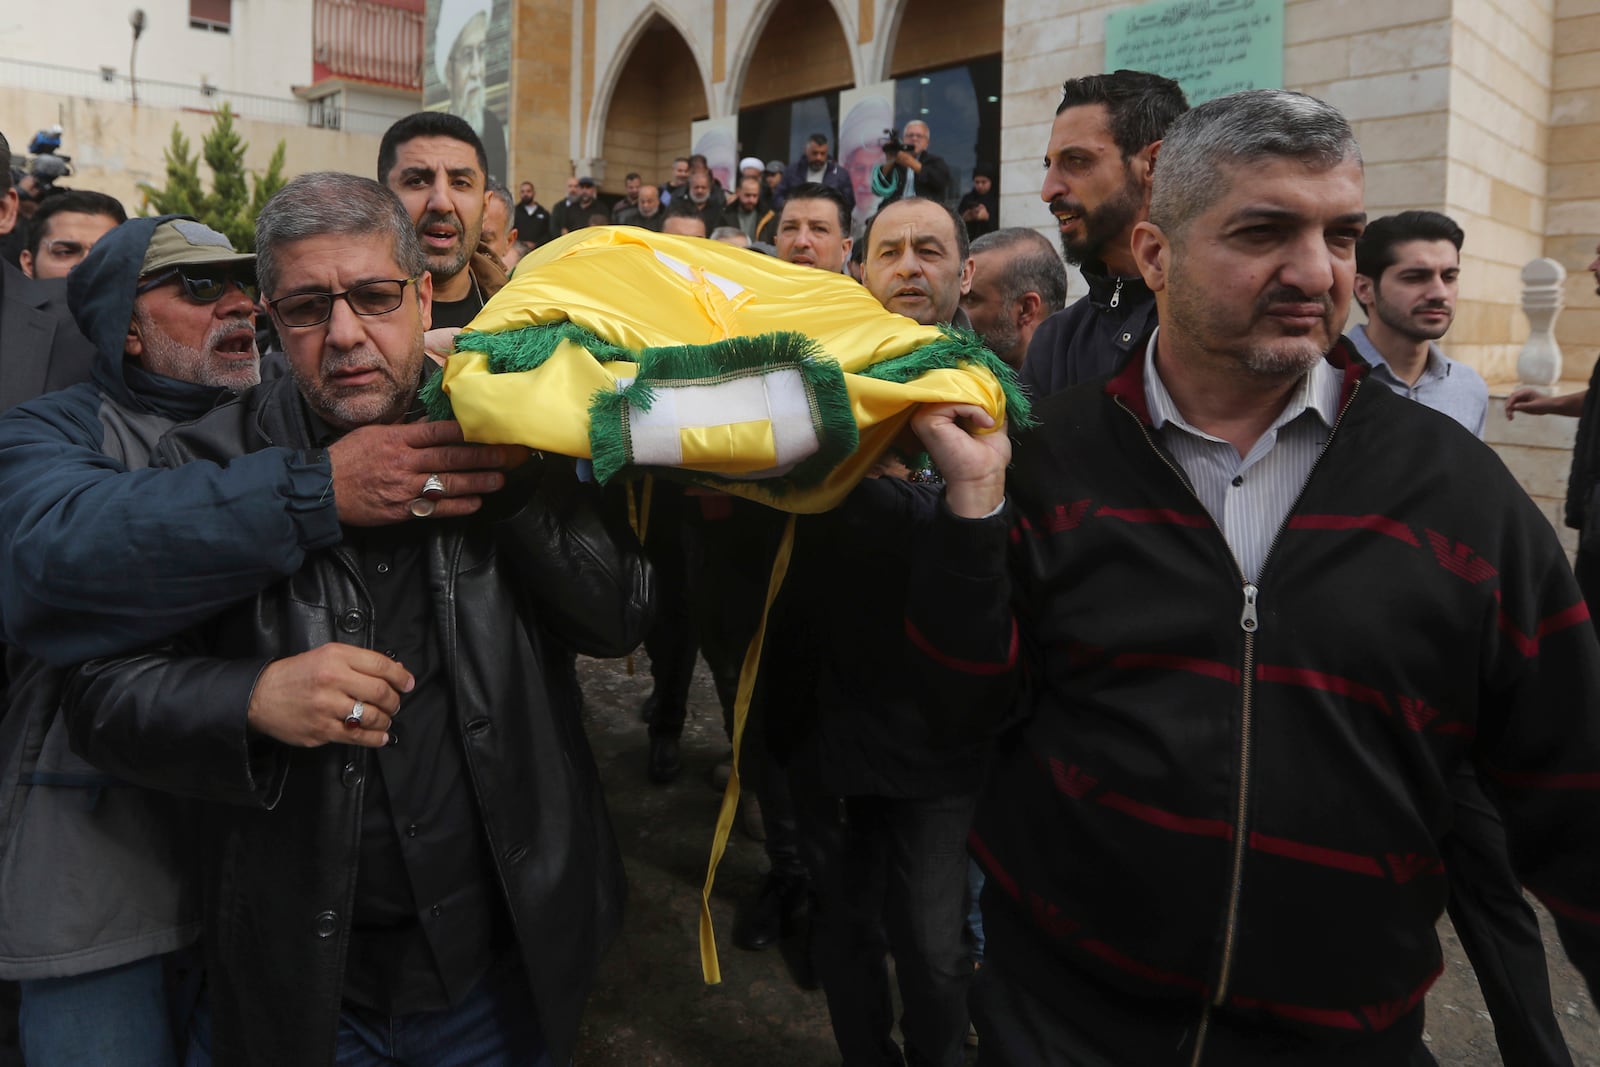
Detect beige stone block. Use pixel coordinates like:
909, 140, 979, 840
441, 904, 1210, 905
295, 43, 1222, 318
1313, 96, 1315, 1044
1497, 444, 1576, 502
1003, 47, 1097, 96
1456, 0, 1555, 82
1001, 119, 1055, 159
1355, 112, 1448, 163
1002, 87, 1063, 127
1553, 51, 1600, 91
1364, 158, 1448, 207
1285, 40, 1351, 85
1446, 161, 1494, 215
1452, 30, 1552, 119
1550, 199, 1600, 232
1551, 86, 1600, 127
1558, 0, 1600, 17
1004, 13, 1080, 60
1545, 233, 1600, 266
1490, 178, 1541, 231
1486, 405, 1581, 449
1286, 0, 1450, 45
1452, 298, 1519, 343
1558, 308, 1600, 346
1451, 74, 1545, 157
1450, 117, 1547, 191
1555, 12, 1600, 51
1545, 161, 1600, 199
1319, 67, 1450, 122
1549, 121, 1600, 162
1349, 21, 1451, 77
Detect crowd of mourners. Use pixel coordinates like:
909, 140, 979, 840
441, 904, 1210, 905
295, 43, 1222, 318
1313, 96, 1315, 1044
0, 64, 1599, 1067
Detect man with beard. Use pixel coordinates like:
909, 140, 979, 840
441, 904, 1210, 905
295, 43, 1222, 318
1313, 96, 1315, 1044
679, 169, 722, 235
720, 177, 766, 242
1022, 70, 1188, 397
961, 227, 1069, 370
1348, 212, 1486, 436
548, 176, 580, 236
616, 184, 664, 232
610, 173, 643, 222
62, 172, 652, 1067
379, 112, 506, 329
559, 176, 602, 236
513, 182, 550, 248
435, 0, 506, 183
771, 183, 852, 273
908, 89, 1600, 1065
482, 178, 517, 269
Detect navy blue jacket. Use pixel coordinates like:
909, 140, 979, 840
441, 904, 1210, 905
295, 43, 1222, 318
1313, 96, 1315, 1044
1020, 260, 1156, 399
0, 215, 341, 665
773, 158, 854, 211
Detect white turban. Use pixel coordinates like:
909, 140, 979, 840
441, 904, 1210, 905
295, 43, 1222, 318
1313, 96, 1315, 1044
434, 0, 493, 87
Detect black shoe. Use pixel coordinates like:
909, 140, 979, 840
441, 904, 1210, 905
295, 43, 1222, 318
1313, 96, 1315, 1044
648, 736, 681, 784
733, 869, 808, 951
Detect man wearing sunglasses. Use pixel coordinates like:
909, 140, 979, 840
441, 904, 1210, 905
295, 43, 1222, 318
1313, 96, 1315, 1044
19, 190, 127, 282
62, 172, 651, 1067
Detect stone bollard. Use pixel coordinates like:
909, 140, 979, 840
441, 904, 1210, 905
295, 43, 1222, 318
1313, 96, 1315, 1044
1517, 257, 1567, 393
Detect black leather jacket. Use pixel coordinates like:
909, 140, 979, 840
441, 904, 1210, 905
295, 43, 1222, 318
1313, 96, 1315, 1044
63, 373, 653, 1066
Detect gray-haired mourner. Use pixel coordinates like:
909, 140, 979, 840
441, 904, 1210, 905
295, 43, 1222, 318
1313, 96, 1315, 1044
58, 172, 653, 1066
908, 89, 1600, 1065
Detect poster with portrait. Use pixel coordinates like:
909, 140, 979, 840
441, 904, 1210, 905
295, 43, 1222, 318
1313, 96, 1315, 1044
690, 117, 739, 196
837, 83, 896, 237
425, 0, 512, 184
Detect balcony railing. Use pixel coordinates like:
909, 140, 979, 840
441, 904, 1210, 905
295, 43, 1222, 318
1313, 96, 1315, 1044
0, 55, 408, 137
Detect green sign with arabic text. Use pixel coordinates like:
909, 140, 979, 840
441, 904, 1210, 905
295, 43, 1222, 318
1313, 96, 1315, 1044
1105, 0, 1284, 105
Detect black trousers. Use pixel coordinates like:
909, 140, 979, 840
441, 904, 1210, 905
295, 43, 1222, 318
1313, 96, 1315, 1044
792, 777, 976, 1067
1442, 765, 1573, 1066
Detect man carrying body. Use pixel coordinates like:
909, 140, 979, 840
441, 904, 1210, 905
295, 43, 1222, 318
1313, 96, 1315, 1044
379, 112, 505, 329
770, 182, 852, 273
961, 227, 1069, 370
1506, 241, 1600, 609
1350, 211, 1487, 436
872, 121, 952, 208
62, 172, 652, 1067
773, 134, 853, 210
1022, 70, 1188, 396
909, 88, 1600, 1065
761, 194, 984, 1065
19, 190, 126, 280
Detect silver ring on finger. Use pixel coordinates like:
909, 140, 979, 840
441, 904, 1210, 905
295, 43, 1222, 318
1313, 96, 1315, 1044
409, 496, 437, 518
421, 473, 446, 499
345, 700, 366, 727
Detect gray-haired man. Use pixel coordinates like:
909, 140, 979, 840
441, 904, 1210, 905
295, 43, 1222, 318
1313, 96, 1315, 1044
910, 89, 1600, 1064
63, 172, 651, 1067
961, 227, 1069, 370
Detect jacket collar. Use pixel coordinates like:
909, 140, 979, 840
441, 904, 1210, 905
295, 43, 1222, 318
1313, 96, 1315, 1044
1080, 258, 1152, 311
1106, 333, 1370, 427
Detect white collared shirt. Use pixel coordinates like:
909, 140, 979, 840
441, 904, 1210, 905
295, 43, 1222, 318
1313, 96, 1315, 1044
1143, 330, 1344, 583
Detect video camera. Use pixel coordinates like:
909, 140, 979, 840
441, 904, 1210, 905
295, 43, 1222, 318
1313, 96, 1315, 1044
880, 128, 907, 156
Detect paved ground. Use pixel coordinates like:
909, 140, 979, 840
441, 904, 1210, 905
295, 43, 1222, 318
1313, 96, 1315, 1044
571, 653, 1599, 1066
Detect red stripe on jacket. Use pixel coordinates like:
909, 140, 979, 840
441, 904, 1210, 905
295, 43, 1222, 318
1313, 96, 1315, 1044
1287, 513, 1420, 546
1255, 665, 1392, 714
905, 616, 1017, 675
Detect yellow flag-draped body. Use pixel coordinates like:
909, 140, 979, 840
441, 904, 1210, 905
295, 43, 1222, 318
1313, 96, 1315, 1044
422, 226, 1025, 513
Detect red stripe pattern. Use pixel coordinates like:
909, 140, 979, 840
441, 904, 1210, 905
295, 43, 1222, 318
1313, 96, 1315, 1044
1288, 513, 1420, 546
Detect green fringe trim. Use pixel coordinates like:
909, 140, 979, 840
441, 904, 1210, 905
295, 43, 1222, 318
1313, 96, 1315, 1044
587, 331, 855, 489
858, 323, 1035, 431
421, 322, 637, 422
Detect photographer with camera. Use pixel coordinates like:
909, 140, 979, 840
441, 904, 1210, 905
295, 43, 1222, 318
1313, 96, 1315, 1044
870, 120, 951, 207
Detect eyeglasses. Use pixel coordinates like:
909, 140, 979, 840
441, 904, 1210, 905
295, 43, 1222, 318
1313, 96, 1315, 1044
135, 266, 258, 304
267, 277, 420, 329
41, 239, 94, 262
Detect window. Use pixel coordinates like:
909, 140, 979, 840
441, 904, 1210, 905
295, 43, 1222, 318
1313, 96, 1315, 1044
190, 0, 231, 33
